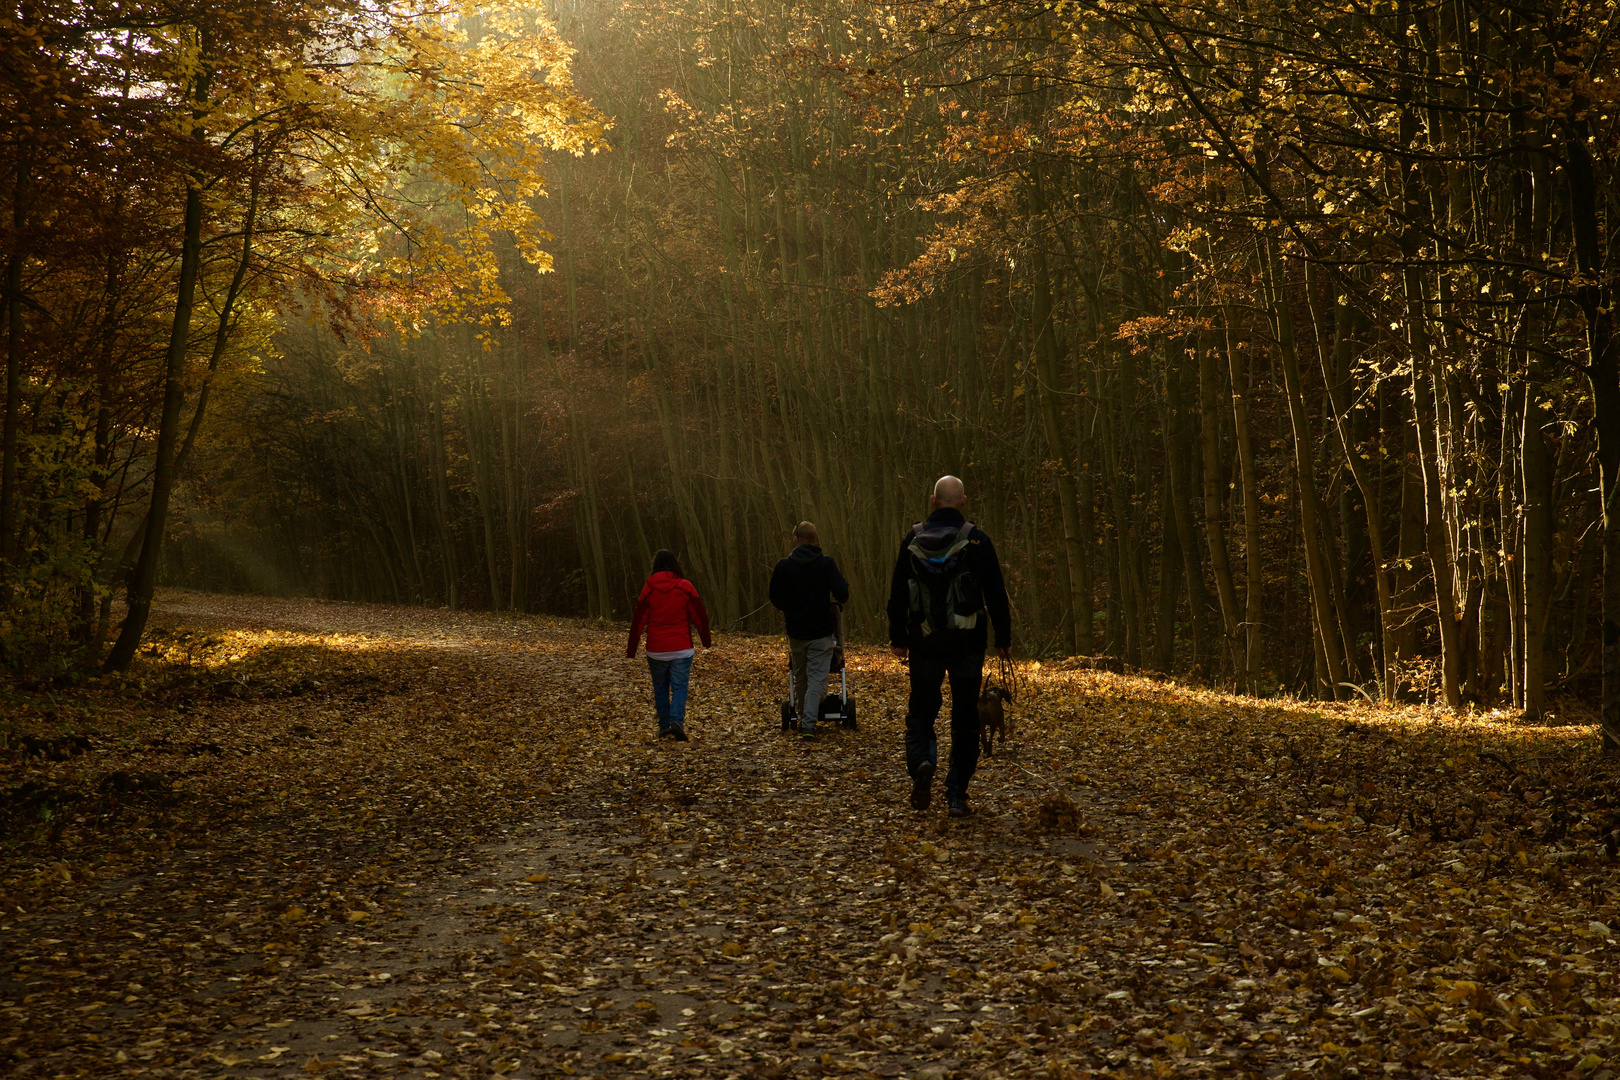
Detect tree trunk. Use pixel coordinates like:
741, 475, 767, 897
1163, 345, 1208, 674
0, 158, 26, 580
1074, 375, 1098, 655
1029, 171, 1084, 653
1259, 232, 1346, 698
466, 372, 505, 610
1395, 49, 1464, 709
1567, 114, 1620, 751
1306, 264, 1398, 701
1520, 393, 1552, 719
1224, 309, 1265, 692
105, 179, 206, 670
1199, 330, 1246, 685
429, 364, 460, 609
1155, 479, 1182, 672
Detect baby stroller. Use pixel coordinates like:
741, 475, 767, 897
779, 603, 858, 732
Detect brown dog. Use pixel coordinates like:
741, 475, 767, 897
978, 684, 1013, 756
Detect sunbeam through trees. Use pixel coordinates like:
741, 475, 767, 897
4, 4, 1620, 1078
4, 1, 1616, 730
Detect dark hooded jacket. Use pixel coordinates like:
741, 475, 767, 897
769, 544, 850, 640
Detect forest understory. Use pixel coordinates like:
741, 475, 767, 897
2, 592, 1618, 1080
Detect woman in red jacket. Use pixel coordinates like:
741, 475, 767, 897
626, 550, 712, 740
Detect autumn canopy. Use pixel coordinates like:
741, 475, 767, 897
1, 0, 1616, 740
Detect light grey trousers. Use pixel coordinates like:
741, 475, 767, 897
789, 634, 837, 731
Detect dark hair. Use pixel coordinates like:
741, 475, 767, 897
651, 549, 684, 578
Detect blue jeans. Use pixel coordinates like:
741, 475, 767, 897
647, 655, 692, 733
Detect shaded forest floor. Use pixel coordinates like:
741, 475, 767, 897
3, 592, 1619, 1080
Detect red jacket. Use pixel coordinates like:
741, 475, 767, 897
626, 571, 712, 657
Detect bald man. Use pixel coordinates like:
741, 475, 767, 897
886, 475, 1011, 817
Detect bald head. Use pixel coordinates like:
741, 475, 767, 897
931, 475, 967, 509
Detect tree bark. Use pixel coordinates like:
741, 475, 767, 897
0, 157, 27, 579
1567, 114, 1620, 751
1306, 264, 1398, 701
1028, 174, 1084, 654
428, 352, 460, 609
1163, 344, 1209, 674
1224, 309, 1264, 692
1199, 331, 1246, 685
104, 178, 206, 671
1258, 232, 1347, 698
1393, 24, 1464, 709
1155, 478, 1182, 672
1520, 392, 1552, 719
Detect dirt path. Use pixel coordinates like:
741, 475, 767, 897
4, 593, 1617, 1080
154, 594, 1114, 1080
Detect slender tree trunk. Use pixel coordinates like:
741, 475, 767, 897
1155, 480, 1182, 672
80, 259, 119, 642
1567, 115, 1620, 751
1306, 265, 1398, 701
467, 373, 505, 610
429, 363, 460, 609
1199, 331, 1245, 685
1074, 370, 1097, 655
1391, 416, 1425, 685
1395, 47, 1464, 709
502, 337, 529, 612
1500, 390, 1524, 707
1520, 393, 1553, 719
1224, 308, 1264, 691
0, 158, 26, 581
1029, 173, 1084, 653
1258, 234, 1346, 698
168, 150, 261, 489
105, 179, 206, 670
1163, 346, 1208, 674
393, 390, 426, 604
1021, 477, 1045, 649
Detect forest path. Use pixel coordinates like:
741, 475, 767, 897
4, 592, 1617, 1080
136, 592, 1114, 1080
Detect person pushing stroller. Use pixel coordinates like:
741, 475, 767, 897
770, 521, 850, 740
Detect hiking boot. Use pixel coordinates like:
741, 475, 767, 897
799, 727, 817, 741
910, 761, 935, 811
672, 727, 689, 742
948, 798, 974, 819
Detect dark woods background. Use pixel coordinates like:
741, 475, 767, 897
5, 1, 1617, 731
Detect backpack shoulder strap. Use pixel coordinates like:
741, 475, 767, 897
909, 520, 975, 565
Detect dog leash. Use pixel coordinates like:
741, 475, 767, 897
987, 654, 1017, 697
721, 599, 774, 631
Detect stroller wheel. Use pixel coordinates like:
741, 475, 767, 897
779, 700, 795, 731
841, 699, 858, 730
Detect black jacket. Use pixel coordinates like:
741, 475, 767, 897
770, 544, 850, 640
887, 508, 1011, 655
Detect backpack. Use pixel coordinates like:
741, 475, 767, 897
905, 520, 985, 637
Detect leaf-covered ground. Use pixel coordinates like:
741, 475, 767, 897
3, 592, 1618, 1080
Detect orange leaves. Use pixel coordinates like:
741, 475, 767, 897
2, 590, 1618, 1079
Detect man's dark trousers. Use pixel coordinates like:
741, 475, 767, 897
905, 650, 983, 802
